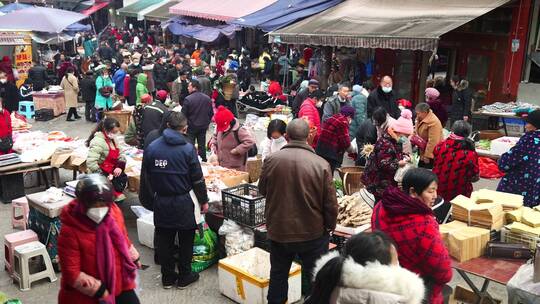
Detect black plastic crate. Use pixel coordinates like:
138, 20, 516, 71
222, 184, 265, 228
0, 173, 25, 203
35, 108, 54, 121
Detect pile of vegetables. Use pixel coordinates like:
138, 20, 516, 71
477, 139, 491, 150
337, 195, 372, 227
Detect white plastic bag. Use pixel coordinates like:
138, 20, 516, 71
219, 220, 255, 256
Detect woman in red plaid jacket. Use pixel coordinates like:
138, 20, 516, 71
371, 168, 452, 304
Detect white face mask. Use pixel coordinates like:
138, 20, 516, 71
273, 136, 286, 143
316, 101, 323, 108
382, 86, 392, 93
0, 79, 6, 84
86, 207, 109, 224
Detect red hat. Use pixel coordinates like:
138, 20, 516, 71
141, 94, 152, 104
156, 90, 168, 101
214, 106, 235, 132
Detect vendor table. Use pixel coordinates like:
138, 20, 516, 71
0, 160, 59, 202
453, 256, 525, 304
473, 111, 525, 136
33, 92, 66, 117
26, 191, 72, 268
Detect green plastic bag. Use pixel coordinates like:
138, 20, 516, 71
191, 227, 218, 273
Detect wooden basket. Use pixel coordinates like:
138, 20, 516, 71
337, 166, 364, 195
105, 110, 132, 134
222, 82, 235, 101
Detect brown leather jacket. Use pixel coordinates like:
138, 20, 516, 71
258, 140, 338, 243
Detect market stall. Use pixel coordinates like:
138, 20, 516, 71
473, 101, 538, 136
33, 91, 66, 117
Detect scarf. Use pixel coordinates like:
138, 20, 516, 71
381, 187, 433, 216
73, 202, 137, 303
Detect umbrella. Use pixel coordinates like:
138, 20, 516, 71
0, 2, 31, 14
32, 32, 74, 44
66, 22, 91, 32
0, 6, 88, 33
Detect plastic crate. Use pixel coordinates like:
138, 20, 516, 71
222, 184, 265, 228
0, 173, 25, 203
501, 227, 540, 251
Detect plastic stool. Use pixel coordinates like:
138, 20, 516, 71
4, 230, 38, 276
18, 101, 35, 120
12, 197, 29, 230
12, 241, 57, 291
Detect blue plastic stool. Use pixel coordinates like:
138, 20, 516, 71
18, 101, 35, 120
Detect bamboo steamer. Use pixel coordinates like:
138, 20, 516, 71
338, 166, 364, 195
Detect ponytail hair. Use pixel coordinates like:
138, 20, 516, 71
86, 118, 120, 147
305, 255, 345, 304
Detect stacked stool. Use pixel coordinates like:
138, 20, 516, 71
12, 197, 29, 230
18, 101, 35, 120
12, 241, 57, 291
4, 230, 38, 276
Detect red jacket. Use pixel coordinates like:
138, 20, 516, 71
372, 187, 452, 304
0, 109, 12, 155
433, 135, 479, 201
57, 201, 137, 304
298, 97, 321, 147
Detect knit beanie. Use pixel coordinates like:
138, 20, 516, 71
156, 90, 168, 101
425, 87, 440, 101
391, 109, 414, 135
340, 105, 356, 118
141, 94, 152, 104
214, 106, 235, 132
526, 109, 540, 129
352, 84, 362, 93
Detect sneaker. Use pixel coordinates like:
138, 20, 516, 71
162, 280, 176, 289
177, 273, 199, 289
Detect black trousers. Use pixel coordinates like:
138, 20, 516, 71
116, 289, 140, 304
155, 227, 196, 285
66, 107, 79, 120
84, 101, 95, 121
267, 234, 329, 304
187, 126, 208, 162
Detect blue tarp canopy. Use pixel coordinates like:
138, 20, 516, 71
0, 3, 31, 14
162, 17, 240, 42
230, 0, 341, 32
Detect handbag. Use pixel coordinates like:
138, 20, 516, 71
99, 77, 113, 97
0, 113, 13, 152
486, 241, 531, 259
410, 134, 427, 151
233, 128, 258, 158
111, 172, 128, 193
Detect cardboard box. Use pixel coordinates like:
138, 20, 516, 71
50, 149, 73, 168
128, 175, 140, 193
218, 247, 301, 304
440, 220, 469, 248
448, 226, 490, 262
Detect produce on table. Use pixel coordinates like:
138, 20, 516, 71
476, 139, 491, 151
337, 195, 372, 227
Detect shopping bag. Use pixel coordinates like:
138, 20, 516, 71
191, 225, 218, 273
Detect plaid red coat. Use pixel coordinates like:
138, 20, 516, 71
372, 187, 452, 304
432, 135, 479, 201
315, 114, 351, 165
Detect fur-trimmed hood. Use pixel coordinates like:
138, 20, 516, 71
313, 251, 425, 304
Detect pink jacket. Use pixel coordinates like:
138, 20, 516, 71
211, 120, 256, 171
298, 98, 321, 147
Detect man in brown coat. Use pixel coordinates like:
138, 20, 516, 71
258, 118, 338, 304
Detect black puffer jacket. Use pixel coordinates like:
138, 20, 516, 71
27, 65, 48, 91
80, 76, 96, 103
450, 80, 473, 121
367, 87, 400, 119
153, 63, 169, 91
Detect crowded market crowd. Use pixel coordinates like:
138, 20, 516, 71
1, 24, 539, 304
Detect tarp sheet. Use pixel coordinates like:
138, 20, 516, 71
169, 0, 276, 22
163, 17, 239, 42
0, 3, 31, 14
80, 1, 109, 15
0, 6, 88, 33
269, 0, 511, 51
231, 0, 342, 32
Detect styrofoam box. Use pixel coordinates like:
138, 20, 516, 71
490, 136, 520, 156
218, 247, 301, 304
137, 213, 154, 249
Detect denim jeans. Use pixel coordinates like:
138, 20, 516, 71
267, 234, 329, 304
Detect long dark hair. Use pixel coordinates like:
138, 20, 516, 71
267, 119, 287, 139
86, 118, 120, 147
305, 231, 395, 304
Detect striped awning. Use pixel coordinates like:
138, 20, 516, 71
143, 0, 178, 21
270, 0, 510, 51
118, 0, 163, 18
169, 0, 276, 22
